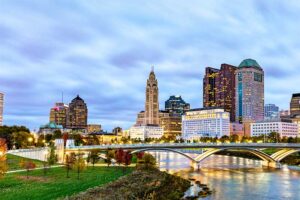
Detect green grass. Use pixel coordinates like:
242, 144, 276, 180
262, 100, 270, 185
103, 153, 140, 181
6, 154, 45, 171
0, 166, 133, 200
262, 148, 278, 155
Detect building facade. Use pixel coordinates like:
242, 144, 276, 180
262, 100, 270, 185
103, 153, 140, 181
145, 69, 159, 125
251, 122, 298, 138
49, 103, 69, 128
66, 95, 88, 129
159, 111, 182, 139
87, 124, 102, 133
264, 104, 279, 120
129, 125, 164, 140
236, 59, 264, 123
290, 93, 300, 118
165, 95, 190, 115
182, 108, 230, 140
0, 93, 3, 126
203, 64, 237, 122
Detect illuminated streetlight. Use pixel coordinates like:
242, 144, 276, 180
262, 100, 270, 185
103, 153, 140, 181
28, 137, 33, 143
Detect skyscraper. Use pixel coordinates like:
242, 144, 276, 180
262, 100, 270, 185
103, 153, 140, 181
290, 93, 300, 118
144, 68, 159, 125
49, 102, 69, 128
236, 59, 264, 123
165, 95, 190, 115
66, 95, 88, 129
203, 64, 237, 122
0, 93, 3, 126
264, 104, 279, 120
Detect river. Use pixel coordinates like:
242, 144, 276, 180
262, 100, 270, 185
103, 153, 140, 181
150, 151, 300, 200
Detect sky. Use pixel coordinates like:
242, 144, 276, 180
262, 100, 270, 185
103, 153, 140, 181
1, 0, 300, 131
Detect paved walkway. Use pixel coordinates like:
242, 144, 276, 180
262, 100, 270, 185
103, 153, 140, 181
6, 165, 64, 174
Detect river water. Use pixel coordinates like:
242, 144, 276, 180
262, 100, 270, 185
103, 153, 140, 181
150, 151, 300, 200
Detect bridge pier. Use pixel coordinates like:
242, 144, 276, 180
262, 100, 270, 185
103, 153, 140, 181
191, 161, 201, 171
262, 161, 281, 169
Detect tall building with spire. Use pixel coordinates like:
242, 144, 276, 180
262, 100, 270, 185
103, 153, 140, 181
144, 68, 159, 125
132, 68, 163, 140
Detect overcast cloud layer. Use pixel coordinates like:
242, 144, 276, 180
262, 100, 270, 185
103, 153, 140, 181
1, 0, 300, 131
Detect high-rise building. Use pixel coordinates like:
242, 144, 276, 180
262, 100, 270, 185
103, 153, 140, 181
145, 69, 159, 125
264, 104, 279, 120
182, 108, 230, 140
49, 103, 69, 128
203, 64, 237, 122
290, 93, 300, 118
133, 68, 163, 140
0, 93, 3, 126
159, 111, 182, 139
236, 59, 264, 123
66, 95, 88, 129
136, 68, 160, 126
165, 95, 190, 115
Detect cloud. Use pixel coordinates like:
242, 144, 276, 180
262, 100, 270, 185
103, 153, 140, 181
0, 0, 299, 130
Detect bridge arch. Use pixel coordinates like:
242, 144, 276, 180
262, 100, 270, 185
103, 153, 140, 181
194, 147, 277, 163
272, 149, 300, 162
131, 148, 196, 162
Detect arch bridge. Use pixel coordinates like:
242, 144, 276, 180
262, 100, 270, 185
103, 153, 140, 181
63, 143, 300, 169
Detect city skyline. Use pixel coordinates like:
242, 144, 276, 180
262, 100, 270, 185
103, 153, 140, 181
1, 1, 300, 130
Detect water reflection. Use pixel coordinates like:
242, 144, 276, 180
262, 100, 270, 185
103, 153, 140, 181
150, 151, 300, 200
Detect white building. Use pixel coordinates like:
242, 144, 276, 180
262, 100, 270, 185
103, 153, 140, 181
129, 125, 164, 140
182, 108, 230, 140
251, 122, 298, 138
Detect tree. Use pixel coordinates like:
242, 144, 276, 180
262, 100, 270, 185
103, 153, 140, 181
230, 134, 239, 143
122, 151, 132, 174
19, 159, 36, 179
12, 131, 33, 149
0, 139, 8, 178
220, 135, 230, 143
47, 144, 58, 168
268, 132, 280, 143
106, 150, 115, 167
115, 149, 124, 166
65, 153, 75, 178
73, 152, 86, 180
87, 150, 100, 168
45, 134, 53, 143
53, 130, 62, 139
137, 153, 156, 170
0, 126, 30, 149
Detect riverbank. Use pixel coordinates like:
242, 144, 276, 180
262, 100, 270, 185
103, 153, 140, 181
65, 168, 191, 200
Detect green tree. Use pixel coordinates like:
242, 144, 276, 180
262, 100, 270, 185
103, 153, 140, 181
220, 135, 230, 143
268, 132, 280, 143
230, 134, 239, 143
47, 144, 58, 167
73, 152, 86, 180
12, 131, 33, 149
137, 153, 156, 170
53, 130, 62, 139
65, 153, 75, 178
87, 150, 100, 168
106, 150, 115, 167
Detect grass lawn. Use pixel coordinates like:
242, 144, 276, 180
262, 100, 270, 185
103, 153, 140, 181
0, 166, 133, 200
6, 154, 45, 171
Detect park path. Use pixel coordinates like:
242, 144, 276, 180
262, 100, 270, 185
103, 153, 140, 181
6, 165, 63, 174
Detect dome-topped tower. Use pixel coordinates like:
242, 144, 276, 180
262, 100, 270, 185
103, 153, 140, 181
239, 59, 262, 70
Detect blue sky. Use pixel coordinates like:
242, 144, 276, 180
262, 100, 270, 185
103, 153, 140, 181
1, 0, 300, 131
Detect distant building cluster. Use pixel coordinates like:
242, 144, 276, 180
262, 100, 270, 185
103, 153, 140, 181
3, 57, 300, 143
